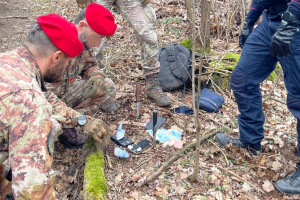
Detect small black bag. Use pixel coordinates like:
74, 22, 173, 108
158, 44, 192, 97
196, 88, 224, 113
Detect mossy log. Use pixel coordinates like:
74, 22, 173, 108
207, 52, 281, 90
82, 138, 108, 200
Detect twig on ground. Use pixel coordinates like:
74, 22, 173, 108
0, 16, 28, 19
270, 97, 286, 104
106, 154, 113, 169
226, 170, 265, 194
209, 141, 229, 166
136, 126, 228, 187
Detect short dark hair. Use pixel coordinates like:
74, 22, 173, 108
74, 9, 87, 25
24, 22, 59, 57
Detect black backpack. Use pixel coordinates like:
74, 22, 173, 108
158, 44, 192, 97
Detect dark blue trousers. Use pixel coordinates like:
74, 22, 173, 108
231, 11, 300, 155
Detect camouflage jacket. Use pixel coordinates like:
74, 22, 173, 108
0, 46, 56, 199
45, 49, 102, 123
47, 48, 102, 97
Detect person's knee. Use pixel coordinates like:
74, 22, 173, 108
231, 68, 247, 93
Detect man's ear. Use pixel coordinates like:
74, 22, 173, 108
78, 21, 87, 32
52, 51, 64, 63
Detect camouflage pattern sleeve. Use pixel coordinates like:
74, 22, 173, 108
2, 90, 56, 199
44, 90, 82, 125
79, 49, 104, 79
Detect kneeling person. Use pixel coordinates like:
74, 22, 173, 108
45, 3, 117, 148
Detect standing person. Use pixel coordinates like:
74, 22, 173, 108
0, 14, 84, 199
45, 3, 117, 149
75, 0, 171, 107
215, 0, 300, 194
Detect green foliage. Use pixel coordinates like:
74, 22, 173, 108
84, 152, 108, 199
157, 17, 183, 36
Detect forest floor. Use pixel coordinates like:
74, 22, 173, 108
0, 0, 299, 199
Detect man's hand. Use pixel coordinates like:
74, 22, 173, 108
84, 74, 106, 99
270, 12, 299, 57
76, 0, 92, 9
239, 21, 253, 48
82, 116, 110, 143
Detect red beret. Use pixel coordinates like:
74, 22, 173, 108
37, 14, 84, 57
86, 3, 117, 37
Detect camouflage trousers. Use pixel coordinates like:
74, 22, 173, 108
94, 0, 160, 76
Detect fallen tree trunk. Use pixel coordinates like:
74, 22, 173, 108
136, 126, 229, 187
82, 137, 109, 200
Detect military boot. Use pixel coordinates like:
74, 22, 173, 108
101, 99, 118, 113
215, 133, 261, 155
275, 161, 300, 194
145, 74, 171, 107
58, 128, 86, 149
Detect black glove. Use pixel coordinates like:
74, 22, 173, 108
270, 12, 299, 57
239, 21, 253, 48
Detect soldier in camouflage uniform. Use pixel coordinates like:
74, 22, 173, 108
0, 14, 84, 199
45, 3, 117, 149
76, 0, 171, 107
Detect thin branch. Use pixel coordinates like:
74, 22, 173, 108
136, 126, 229, 187
0, 16, 28, 19
262, 69, 283, 103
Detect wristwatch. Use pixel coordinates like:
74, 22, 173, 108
282, 11, 293, 24
78, 115, 87, 126
72, 115, 87, 126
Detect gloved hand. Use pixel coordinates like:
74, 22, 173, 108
84, 74, 106, 99
270, 12, 299, 57
239, 21, 253, 48
82, 116, 110, 143
76, 0, 92, 9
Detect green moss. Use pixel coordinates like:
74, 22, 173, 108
266, 63, 282, 81
180, 39, 211, 53
85, 137, 94, 149
84, 152, 108, 199
223, 52, 240, 62
180, 39, 193, 50
266, 71, 277, 81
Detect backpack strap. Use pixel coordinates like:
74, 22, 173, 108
165, 44, 186, 98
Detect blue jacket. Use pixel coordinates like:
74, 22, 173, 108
246, 0, 300, 26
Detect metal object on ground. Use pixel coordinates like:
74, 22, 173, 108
153, 110, 157, 147
136, 82, 141, 118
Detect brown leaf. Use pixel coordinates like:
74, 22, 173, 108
262, 180, 274, 192
152, 185, 168, 197
271, 160, 283, 172
131, 174, 140, 182
259, 155, 267, 166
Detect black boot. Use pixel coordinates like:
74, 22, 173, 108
101, 99, 118, 113
58, 128, 86, 149
275, 162, 300, 194
215, 133, 261, 155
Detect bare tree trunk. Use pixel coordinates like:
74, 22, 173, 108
200, 0, 210, 50
184, 0, 203, 48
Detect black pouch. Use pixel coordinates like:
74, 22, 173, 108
110, 135, 134, 147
